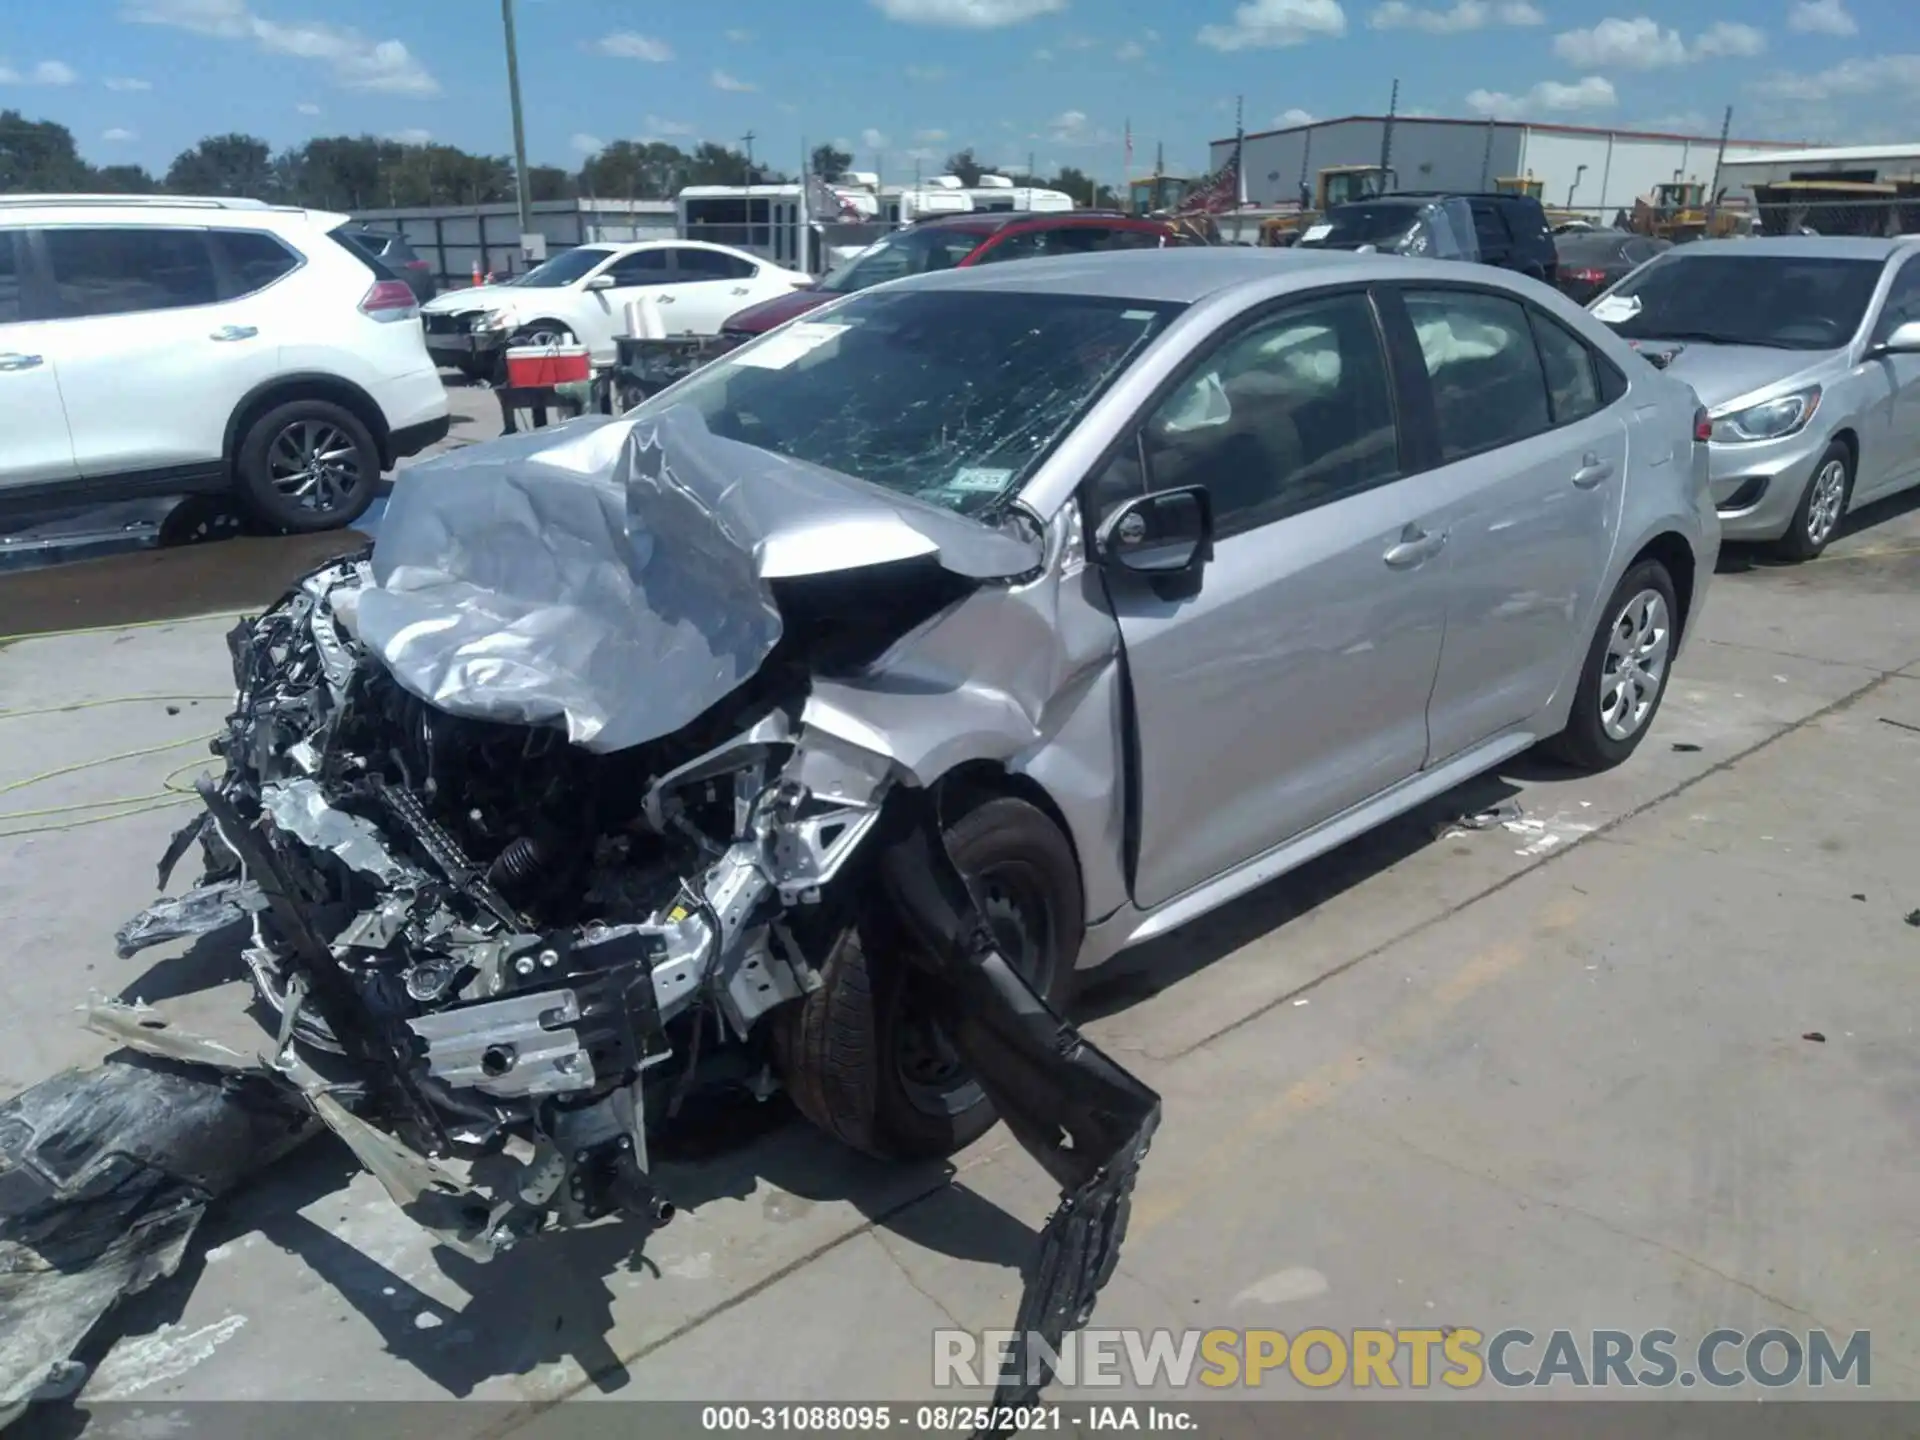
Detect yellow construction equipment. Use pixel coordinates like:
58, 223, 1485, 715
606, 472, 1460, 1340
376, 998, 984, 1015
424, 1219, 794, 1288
1629, 179, 1746, 242
1257, 164, 1397, 245
1750, 179, 1920, 237
1494, 174, 1544, 199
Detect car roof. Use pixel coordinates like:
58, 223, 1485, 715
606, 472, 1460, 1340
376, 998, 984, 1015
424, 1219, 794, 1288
882, 245, 1446, 305
1663, 235, 1920, 261
912, 211, 1164, 234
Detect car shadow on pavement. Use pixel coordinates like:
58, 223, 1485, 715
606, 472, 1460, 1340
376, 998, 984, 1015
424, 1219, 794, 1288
1715, 483, 1920, 576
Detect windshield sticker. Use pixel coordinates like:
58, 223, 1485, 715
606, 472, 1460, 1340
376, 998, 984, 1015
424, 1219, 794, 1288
1590, 294, 1642, 324
947, 467, 1015, 493
731, 321, 849, 370
1301, 223, 1333, 241
1121, 309, 1158, 322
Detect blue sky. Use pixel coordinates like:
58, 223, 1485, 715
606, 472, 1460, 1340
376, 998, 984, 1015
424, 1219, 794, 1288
5, 0, 1916, 183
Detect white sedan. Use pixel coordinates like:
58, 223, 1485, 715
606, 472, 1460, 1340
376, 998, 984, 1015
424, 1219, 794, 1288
420, 239, 809, 376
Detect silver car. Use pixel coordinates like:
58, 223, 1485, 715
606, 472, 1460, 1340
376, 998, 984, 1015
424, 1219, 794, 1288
1585, 235, 1920, 559
113, 248, 1715, 1277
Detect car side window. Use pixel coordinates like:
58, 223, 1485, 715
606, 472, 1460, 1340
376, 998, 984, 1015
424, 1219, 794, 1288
1469, 205, 1509, 255
1404, 289, 1553, 460
1527, 309, 1604, 424
0, 231, 20, 324
214, 229, 300, 297
1095, 228, 1167, 251
674, 247, 756, 280
1872, 258, 1920, 342
44, 226, 218, 318
1138, 292, 1401, 538
971, 230, 1046, 264
604, 249, 670, 285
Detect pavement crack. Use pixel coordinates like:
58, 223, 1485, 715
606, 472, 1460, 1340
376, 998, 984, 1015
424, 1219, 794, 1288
872, 1229, 967, 1330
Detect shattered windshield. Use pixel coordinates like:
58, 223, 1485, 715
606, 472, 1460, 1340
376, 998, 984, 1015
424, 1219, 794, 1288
816, 226, 991, 294
1301, 203, 1422, 248
511, 246, 613, 287
1593, 253, 1882, 350
633, 288, 1183, 513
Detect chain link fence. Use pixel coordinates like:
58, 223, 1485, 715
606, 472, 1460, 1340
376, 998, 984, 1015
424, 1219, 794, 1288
1748, 194, 1920, 238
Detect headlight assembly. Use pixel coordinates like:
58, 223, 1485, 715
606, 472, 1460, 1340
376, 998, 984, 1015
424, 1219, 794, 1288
1710, 386, 1821, 443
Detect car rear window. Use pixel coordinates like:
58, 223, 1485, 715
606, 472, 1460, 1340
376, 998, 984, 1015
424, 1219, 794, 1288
0, 231, 20, 323
327, 223, 400, 281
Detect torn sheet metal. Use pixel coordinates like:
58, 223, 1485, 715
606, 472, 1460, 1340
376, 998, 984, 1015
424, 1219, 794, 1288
112, 878, 261, 960
0, 1058, 314, 1424
353, 404, 1043, 753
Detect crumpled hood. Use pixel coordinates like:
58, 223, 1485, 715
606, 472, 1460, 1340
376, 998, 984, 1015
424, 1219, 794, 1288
421, 284, 522, 315
1639, 343, 1835, 413
348, 405, 1044, 754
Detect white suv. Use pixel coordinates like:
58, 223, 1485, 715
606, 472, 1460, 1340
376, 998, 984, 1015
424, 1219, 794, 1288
420, 239, 809, 379
0, 195, 450, 533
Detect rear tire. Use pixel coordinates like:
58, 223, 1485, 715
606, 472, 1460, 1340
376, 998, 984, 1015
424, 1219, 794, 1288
233, 399, 379, 534
1770, 441, 1851, 563
774, 796, 1084, 1161
1542, 558, 1679, 773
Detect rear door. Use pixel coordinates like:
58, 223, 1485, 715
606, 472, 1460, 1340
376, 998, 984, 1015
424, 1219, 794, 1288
1096, 286, 1450, 909
665, 246, 764, 332
0, 226, 79, 490
36, 224, 284, 478
1390, 284, 1628, 761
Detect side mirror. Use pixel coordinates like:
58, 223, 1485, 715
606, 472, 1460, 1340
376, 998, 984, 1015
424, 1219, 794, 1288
585, 274, 616, 291
1095, 486, 1212, 576
1868, 318, 1920, 357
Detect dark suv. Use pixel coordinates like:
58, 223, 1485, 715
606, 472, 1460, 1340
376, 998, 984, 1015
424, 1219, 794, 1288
336, 226, 438, 303
721, 211, 1186, 337
1400, 191, 1558, 285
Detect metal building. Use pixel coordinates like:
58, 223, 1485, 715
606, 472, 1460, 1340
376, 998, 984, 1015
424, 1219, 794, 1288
1712, 142, 1920, 192
347, 198, 677, 288
1210, 115, 1807, 216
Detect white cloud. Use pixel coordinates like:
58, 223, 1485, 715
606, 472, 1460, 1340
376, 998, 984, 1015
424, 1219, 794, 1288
591, 31, 672, 61
0, 58, 79, 85
710, 69, 757, 91
122, 0, 437, 94
1691, 21, 1766, 57
1752, 53, 1920, 102
1198, 0, 1347, 52
905, 146, 942, 163
915, 127, 949, 141
296, 101, 320, 114
1116, 39, 1147, 59
388, 127, 432, 144
724, 27, 754, 41
1046, 108, 1113, 146
1273, 107, 1314, 125
104, 76, 152, 90
1032, 47, 1054, 60
1787, 0, 1856, 36
861, 127, 889, 149
103, 126, 138, 141
1467, 74, 1618, 118
1553, 17, 1686, 69
1625, 109, 1713, 133
1369, 1, 1541, 33
870, 0, 1066, 26
642, 114, 695, 137
571, 132, 605, 154
905, 63, 946, 79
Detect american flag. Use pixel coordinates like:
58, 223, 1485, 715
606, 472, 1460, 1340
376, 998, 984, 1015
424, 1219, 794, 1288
1174, 140, 1244, 215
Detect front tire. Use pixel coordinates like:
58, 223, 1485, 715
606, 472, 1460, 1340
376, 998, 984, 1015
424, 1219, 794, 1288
1542, 558, 1679, 772
774, 796, 1084, 1161
233, 399, 379, 533
1771, 442, 1851, 563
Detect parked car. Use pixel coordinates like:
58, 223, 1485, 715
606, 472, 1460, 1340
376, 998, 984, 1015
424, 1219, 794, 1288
0, 194, 449, 532
1555, 229, 1671, 304
335, 225, 438, 303
1394, 191, 1559, 284
719, 211, 1187, 339
1294, 195, 1480, 262
1587, 235, 1920, 559
420, 239, 808, 379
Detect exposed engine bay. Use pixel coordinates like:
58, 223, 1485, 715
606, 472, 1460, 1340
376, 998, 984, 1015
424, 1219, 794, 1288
5, 413, 1161, 1432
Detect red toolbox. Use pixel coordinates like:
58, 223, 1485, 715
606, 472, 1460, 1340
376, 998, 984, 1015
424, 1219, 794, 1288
504, 342, 591, 389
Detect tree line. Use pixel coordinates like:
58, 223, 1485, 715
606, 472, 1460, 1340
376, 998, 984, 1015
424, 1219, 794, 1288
2, 110, 1117, 211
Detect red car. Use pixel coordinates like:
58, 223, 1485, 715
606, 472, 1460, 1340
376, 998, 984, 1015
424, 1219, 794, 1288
720, 211, 1188, 337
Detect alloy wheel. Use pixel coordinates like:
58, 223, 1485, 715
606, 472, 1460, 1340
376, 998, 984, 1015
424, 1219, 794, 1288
267, 420, 365, 514
1598, 588, 1671, 742
1804, 458, 1847, 550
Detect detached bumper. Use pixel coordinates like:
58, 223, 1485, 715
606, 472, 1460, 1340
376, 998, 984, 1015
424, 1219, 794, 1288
1708, 427, 1828, 542
424, 329, 507, 369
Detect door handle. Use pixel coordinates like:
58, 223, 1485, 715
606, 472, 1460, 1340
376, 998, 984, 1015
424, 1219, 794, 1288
1383, 525, 1446, 569
1573, 452, 1614, 488
731, 286, 750, 294
0, 352, 44, 371
210, 325, 258, 342
657, 294, 675, 303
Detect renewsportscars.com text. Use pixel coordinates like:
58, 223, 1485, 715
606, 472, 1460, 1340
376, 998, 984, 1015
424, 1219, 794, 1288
933, 1327, 1872, 1391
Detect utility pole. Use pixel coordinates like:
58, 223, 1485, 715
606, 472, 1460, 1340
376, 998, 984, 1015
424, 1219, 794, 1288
500, 0, 532, 243
741, 129, 757, 180
1480, 114, 1496, 189
1706, 104, 1732, 223
1380, 78, 1399, 185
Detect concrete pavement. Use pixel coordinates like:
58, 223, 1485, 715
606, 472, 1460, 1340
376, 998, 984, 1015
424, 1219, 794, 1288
0, 482, 1915, 1419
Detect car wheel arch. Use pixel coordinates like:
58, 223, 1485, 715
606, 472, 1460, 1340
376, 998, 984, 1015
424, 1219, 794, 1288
1828, 426, 1859, 491
226, 373, 393, 472
1626, 530, 1696, 640
933, 762, 1087, 911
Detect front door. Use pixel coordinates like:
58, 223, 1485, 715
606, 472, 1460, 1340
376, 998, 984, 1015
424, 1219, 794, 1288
35, 225, 281, 477
0, 228, 78, 490
594, 247, 682, 354
1857, 255, 1920, 501
1098, 288, 1450, 912
1396, 286, 1627, 761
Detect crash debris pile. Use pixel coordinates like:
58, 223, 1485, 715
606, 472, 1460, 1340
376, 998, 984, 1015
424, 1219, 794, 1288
6, 409, 1160, 1434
